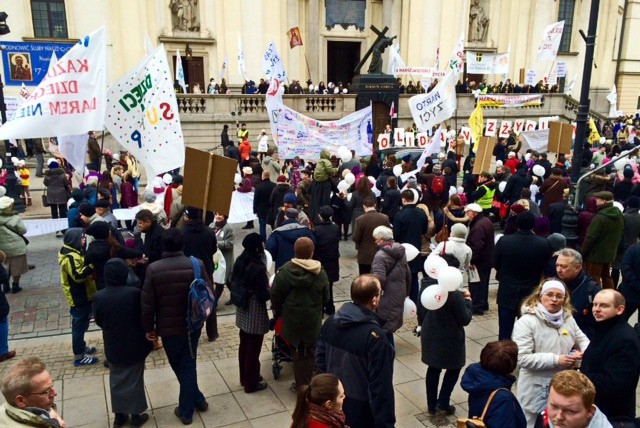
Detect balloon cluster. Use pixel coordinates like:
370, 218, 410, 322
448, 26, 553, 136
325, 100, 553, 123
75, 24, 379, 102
420, 255, 462, 311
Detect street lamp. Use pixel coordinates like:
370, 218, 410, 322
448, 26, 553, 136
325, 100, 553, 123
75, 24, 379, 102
0, 12, 24, 213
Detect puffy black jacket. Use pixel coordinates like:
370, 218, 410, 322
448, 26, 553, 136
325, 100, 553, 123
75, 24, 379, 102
312, 221, 341, 283
316, 302, 395, 428
253, 180, 276, 219
181, 220, 217, 278
564, 271, 601, 339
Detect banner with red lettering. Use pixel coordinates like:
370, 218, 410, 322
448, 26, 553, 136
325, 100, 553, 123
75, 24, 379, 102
0, 27, 106, 139
104, 44, 184, 177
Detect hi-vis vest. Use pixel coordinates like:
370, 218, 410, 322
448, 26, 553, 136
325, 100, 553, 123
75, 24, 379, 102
477, 184, 495, 210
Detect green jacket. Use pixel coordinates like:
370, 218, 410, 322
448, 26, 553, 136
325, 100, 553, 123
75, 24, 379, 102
313, 149, 337, 182
0, 208, 27, 257
271, 258, 329, 346
58, 244, 96, 308
0, 402, 61, 427
582, 203, 624, 263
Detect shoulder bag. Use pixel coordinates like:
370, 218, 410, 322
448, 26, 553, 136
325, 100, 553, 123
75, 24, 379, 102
457, 388, 510, 428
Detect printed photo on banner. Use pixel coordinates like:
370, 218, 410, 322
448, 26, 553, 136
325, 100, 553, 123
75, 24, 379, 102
287, 27, 303, 49
466, 51, 509, 75
9, 53, 33, 81
2, 41, 74, 86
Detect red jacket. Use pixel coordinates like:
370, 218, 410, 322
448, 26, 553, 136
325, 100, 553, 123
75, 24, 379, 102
239, 140, 251, 161
504, 157, 520, 174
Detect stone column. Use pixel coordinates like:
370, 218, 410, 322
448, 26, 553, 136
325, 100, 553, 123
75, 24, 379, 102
306, 0, 319, 82
383, 0, 393, 33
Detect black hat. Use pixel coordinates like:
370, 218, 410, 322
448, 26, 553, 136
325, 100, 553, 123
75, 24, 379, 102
95, 199, 110, 208
104, 258, 129, 287
516, 211, 536, 231
627, 196, 640, 208
78, 203, 95, 217
242, 233, 263, 251
318, 205, 334, 219
85, 221, 110, 239
184, 207, 202, 220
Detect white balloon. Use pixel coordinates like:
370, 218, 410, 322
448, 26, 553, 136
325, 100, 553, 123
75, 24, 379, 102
393, 164, 403, 177
494, 233, 504, 245
498, 181, 507, 193
234, 173, 242, 184
613, 201, 624, 212
401, 243, 420, 262
614, 158, 628, 172
438, 266, 463, 292
421, 284, 449, 310
532, 164, 545, 177
368, 176, 376, 186
337, 180, 350, 194
264, 250, 274, 272
344, 172, 356, 185
403, 297, 417, 319
424, 255, 448, 279
337, 146, 352, 163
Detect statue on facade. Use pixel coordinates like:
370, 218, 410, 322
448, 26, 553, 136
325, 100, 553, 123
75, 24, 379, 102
367, 34, 397, 74
170, 0, 200, 32
469, 0, 489, 43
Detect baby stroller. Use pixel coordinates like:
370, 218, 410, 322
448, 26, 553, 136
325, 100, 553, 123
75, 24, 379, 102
271, 318, 293, 379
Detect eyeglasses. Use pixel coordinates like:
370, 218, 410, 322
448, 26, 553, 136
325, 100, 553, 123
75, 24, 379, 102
26, 384, 55, 396
543, 293, 565, 301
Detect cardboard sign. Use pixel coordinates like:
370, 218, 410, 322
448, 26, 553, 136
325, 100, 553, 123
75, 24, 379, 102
182, 148, 238, 216
525, 69, 537, 86
459, 126, 471, 145
485, 119, 498, 137
499, 121, 512, 138
548, 121, 573, 154
473, 137, 497, 175
538, 117, 550, 130
514, 119, 525, 134
556, 62, 567, 77
404, 131, 415, 147
525, 120, 537, 132
394, 128, 405, 147
378, 133, 391, 149
416, 132, 429, 148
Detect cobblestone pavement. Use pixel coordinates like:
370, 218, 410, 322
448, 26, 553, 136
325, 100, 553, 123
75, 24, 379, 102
2, 194, 638, 427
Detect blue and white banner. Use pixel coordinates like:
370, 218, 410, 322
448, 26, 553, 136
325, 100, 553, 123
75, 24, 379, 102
2, 41, 74, 86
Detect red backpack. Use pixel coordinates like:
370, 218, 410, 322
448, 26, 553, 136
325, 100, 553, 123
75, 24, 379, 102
431, 174, 446, 195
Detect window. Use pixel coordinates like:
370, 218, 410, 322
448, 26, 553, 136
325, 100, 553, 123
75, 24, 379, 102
31, 0, 68, 38
558, 0, 575, 52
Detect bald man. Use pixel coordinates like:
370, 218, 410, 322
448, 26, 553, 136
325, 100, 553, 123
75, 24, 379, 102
580, 290, 640, 425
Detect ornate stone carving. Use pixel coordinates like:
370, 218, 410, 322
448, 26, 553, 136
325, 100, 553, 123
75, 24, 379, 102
170, 0, 200, 32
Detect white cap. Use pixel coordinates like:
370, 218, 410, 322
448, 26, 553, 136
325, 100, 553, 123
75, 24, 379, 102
162, 173, 173, 185
46, 158, 57, 166
464, 203, 483, 213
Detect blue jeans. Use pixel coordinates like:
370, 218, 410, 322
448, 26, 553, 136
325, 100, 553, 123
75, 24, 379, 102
258, 217, 267, 242
0, 316, 8, 356
498, 306, 517, 340
162, 331, 206, 420
70, 304, 92, 357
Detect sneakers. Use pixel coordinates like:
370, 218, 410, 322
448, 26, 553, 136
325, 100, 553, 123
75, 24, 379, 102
84, 346, 98, 355
74, 355, 99, 366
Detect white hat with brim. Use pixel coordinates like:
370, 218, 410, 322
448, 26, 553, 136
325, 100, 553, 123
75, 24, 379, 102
464, 203, 483, 213
0, 196, 14, 210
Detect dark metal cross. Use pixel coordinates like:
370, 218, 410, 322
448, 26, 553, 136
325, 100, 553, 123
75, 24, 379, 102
354, 25, 389, 75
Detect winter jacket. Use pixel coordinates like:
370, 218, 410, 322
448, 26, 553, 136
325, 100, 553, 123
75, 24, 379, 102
393, 204, 428, 274
265, 220, 315, 270
502, 169, 532, 204
433, 237, 472, 281
212, 222, 234, 284
141, 251, 211, 337
577, 197, 598, 247
120, 182, 138, 208
43, 168, 70, 205
58, 229, 96, 308
93, 260, 153, 364
379, 187, 401, 222
460, 363, 526, 428
421, 290, 472, 369
466, 213, 494, 272
234, 257, 270, 335
581, 315, 640, 423
134, 221, 164, 264
539, 173, 569, 215
268, 183, 292, 226
0, 402, 62, 427
564, 271, 601, 339
493, 231, 551, 310
239, 140, 251, 161
316, 302, 395, 428
17, 166, 30, 187
262, 156, 282, 182
138, 201, 168, 228
253, 180, 276, 218
271, 259, 328, 346
313, 220, 341, 283
352, 210, 391, 265
314, 149, 337, 182
181, 220, 217, 278
512, 306, 590, 414
225, 144, 240, 162
582, 202, 624, 264
371, 242, 411, 333
620, 243, 640, 305
0, 208, 27, 257
84, 239, 111, 291
622, 209, 640, 250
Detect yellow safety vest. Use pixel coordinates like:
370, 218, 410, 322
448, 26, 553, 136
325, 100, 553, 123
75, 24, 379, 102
477, 184, 495, 210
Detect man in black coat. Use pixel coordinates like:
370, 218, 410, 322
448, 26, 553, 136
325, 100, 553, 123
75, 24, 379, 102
316, 274, 395, 428
501, 167, 532, 205
313, 206, 341, 315
134, 209, 165, 282
493, 211, 551, 339
581, 289, 640, 425
93, 258, 152, 426
253, 171, 277, 242
547, 192, 568, 234
393, 189, 428, 303
465, 203, 494, 315
220, 124, 230, 153
225, 140, 240, 162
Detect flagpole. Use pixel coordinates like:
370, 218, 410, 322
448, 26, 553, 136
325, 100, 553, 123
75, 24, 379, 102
304, 53, 312, 82
99, 127, 105, 172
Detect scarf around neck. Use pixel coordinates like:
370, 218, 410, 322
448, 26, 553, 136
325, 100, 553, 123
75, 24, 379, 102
307, 402, 348, 428
536, 302, 564, 328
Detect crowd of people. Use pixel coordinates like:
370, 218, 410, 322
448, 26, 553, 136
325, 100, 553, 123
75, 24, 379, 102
1, 113, 640, 427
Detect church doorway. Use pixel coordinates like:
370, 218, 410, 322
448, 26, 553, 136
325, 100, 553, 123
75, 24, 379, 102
327, 41, 360, 87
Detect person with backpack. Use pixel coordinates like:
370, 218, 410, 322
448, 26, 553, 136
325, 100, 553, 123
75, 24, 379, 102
141, 228, 212, 425
231, 233, 270, 393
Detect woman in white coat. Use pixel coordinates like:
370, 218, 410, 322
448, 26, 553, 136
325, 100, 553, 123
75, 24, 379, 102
512, 279, 590, 427
433, 223, 472, 284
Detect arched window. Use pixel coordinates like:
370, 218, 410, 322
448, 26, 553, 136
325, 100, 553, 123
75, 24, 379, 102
31, 0, 68, 38
558, 0, 575, 52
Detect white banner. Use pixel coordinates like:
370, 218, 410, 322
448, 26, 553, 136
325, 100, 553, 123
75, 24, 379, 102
238, 34, 247, 80
105, 44, 185, 177
388, 43, 406, 77
477, 94, 543, 108
485, 119, 498, 137
416, 127, 443, 169
395, 66, 434, 75
404, 131, 415, 147
0, 27, 106, 140
24, 219, 68, 237
448, 33, 465, 75
175, 49, 186, 92
265, 78, 284, 140
58, 134, 87, 176
408, 71, 457, 131
228, 191, 258, 224
538, 117, 550, 130
466, 51, 509, 74
416, 132, 429, 148
276, 106, 372, 159
520, 129, 550, 152
538, 20, 565, 62
546, 73, 558, 86
263, 41, 287, 82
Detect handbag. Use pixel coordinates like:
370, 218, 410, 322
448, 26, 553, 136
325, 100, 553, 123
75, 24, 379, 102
457, 388, 509, 428
435, 222, 449, 243
41, 188, 49, 207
